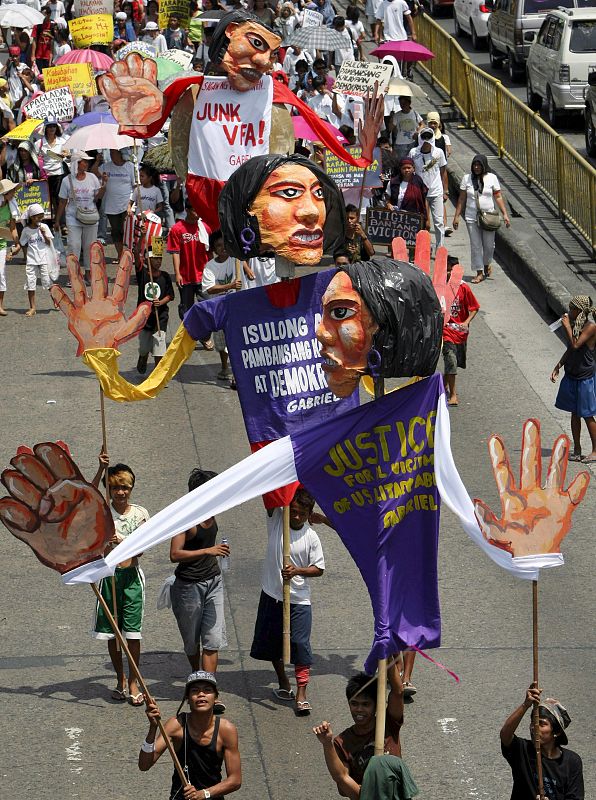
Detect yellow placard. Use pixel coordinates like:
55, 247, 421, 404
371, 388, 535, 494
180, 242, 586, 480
43, 63, 97, 97
150, 236, 165, 257
3, 117, 43, 140
158, 0, 190, 31
69, 14, 113, 47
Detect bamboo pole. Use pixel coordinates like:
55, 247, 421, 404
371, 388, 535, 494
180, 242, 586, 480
373, 373, 387, 755
99, 386, 119, 652
91, 582, 189, 787
532, 580, 546, 800
282, 503, 291, 665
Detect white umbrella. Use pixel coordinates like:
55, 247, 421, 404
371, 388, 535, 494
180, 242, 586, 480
65, 123, 135, 152
0, 4, 45, 27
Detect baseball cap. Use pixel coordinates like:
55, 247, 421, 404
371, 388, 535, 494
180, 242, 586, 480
539, 699, 571, 746
419, 127, 434, 141
185, 670, 217, 691
143, 21, 159, 31
8, 46, 20, 57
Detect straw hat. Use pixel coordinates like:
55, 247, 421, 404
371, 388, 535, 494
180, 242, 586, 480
0, 178, 20, 195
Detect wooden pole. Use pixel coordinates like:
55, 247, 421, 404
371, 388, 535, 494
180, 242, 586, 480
532, 580, 546, 800
373, 373, 387, 756
91, 582, 189, 786
99, 386, 119, 652
282, 492, 291, 664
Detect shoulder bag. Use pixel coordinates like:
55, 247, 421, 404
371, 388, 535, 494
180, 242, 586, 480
70, 176, 100, 225
474, 188, 501, 231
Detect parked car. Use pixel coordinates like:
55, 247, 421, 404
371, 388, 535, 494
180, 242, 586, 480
584, 69, 596, 156
420, 0, 454, 18
526, 8, 596, 126
487, 0, 591, 82
453, 0, 492, 49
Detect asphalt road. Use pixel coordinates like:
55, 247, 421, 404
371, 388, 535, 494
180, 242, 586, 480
0, 223, 594, 800
431, 10, 594, 165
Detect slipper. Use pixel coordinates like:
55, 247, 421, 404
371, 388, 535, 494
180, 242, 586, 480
202, 339, 214, 351
128, 692, 144, 706
272, 687, 295, 701
24, 309, 36, 316
568, 453, 583, 462
447, 400, 459, 407
581, 456, 596, 464
295, 700, 312, 716
471, 275, 485, 284
111, 687, 127, 702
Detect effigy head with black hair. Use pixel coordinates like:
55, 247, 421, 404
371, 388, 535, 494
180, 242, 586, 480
208, 10, 282, 92
217, 153, 346, 265
316, 257, 443, 398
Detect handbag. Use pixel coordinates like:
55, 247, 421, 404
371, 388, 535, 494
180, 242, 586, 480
475, 190, 501, 231
70, 177, 100, 225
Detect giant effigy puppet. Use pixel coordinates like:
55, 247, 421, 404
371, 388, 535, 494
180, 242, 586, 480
99, 10, 383, 231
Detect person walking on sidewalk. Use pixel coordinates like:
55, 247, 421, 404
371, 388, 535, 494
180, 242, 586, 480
551, 295, 596, 463
442, 256, 480, 407
452, 153, 510, 284
408, 128, 447, 250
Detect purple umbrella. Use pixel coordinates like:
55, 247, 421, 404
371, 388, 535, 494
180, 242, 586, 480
370, 41, 434, 62
64, 112, 117, 134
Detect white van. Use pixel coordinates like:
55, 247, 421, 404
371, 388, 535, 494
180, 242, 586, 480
526, 8, 596, 126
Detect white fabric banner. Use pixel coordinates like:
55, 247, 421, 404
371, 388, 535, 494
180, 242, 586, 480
188, 75, 273, 181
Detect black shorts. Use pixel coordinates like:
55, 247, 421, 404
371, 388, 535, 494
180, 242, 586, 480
107, 211, 127, 244
250, 590, 313, 666
442, 341, 467, 374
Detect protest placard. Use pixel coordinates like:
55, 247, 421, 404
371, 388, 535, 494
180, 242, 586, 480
43, 64, 96, 97
69, 14, 113, 47
158, 0, 189, 30
302, 8, 323, 26
365, 208, 423, 247
15, 181, 51, 219
150, 237, 165, 257
116, 41, 158, 60
74, 0, 113, 15
159, 48, 193, 70
22, 87, 75, 123
324, 146, 382, 190
334, 61, 393, 97
2, 118, 43, 141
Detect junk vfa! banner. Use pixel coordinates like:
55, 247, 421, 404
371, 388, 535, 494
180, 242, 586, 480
43, 64, 96, 97
74, 0, 113, 15
188, 75, 273, 181
69, 14, 113, 47
158, 0, 190, 30
22, 87, 75, 123
183, 269, 360, 443
334, 61, 393, 98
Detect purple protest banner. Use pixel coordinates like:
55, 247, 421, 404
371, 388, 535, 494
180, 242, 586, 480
292, 373, 443, 673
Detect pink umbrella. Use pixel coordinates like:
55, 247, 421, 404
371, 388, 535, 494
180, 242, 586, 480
292, 116, 347, 144
55, 48, 114, 71
370, 41, 434, 62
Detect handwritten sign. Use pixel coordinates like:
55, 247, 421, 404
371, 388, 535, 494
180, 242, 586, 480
365, 208, 423, 247
2, 118, 43, 140
302, 8, 323, 27
159, 48, 193, 70
43, 63, 96, 97
116, 41, 158, 60
69, 14, 113, 47
74, 0, 113, 15
22, 87, 75, 123
324, 146, 382, 190
334, 61, 393, 98
15, 180, 51, 219
158, 0, 190, 30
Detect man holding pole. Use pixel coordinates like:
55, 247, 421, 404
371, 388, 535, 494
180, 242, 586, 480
500, 684, 584, 799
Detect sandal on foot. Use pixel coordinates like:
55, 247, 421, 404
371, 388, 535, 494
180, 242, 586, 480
295, 700, 312, 716
568, 452, 583, 462
581, 455, 596, 464
25, 309, 36, 316
128, 692, 144, 706
272, 687, 295, 701
111, 687, 128, 702
202, 338, 214, 351
484, 264, 492, 278
402, 681, 417, 697
471, 275, 485, 284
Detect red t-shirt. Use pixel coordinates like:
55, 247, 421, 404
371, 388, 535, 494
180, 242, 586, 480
166, 219, 210, 285
443, 282, 480, 345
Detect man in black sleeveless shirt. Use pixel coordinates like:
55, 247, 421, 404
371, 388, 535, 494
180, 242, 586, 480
139, 671, 242, 800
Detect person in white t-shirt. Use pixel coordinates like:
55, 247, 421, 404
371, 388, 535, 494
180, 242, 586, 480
408, 128, 447, 249
392, 94, 422, 159
250, 487, 329, 716
142, 21, 167, 54
346, 7, 365, 60
16, 202, 54, 316
332, 16, 355, 70
100, 148, 136, 259
202, 230, 241, 382
376, 0, 415, 43
48, 0, 65, 21
241, 255, 279, 290
307, 78, 340, 127
282, 45, 313, 91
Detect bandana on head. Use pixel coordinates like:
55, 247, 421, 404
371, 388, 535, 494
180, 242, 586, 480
569, 294, 596, 339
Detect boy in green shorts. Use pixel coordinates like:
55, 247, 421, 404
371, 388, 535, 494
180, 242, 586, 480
93, 463, 150, 706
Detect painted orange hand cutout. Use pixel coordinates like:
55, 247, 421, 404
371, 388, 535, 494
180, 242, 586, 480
97, 53, 163, 132
49, 242, 151, 356
0, 443, 114, 574
358, 83, 386, 164
474, 419, 590, 557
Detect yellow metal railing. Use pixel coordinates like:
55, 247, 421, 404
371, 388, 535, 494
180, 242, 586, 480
416, 13, 596, 251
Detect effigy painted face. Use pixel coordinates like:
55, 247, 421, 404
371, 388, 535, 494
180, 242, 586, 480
249, 163, 326, 264
222, 21, 281, 92
316, 271, 379, 398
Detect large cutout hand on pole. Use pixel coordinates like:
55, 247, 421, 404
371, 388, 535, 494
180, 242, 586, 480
49, 243, 151, 356
473, 419, 590, 557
